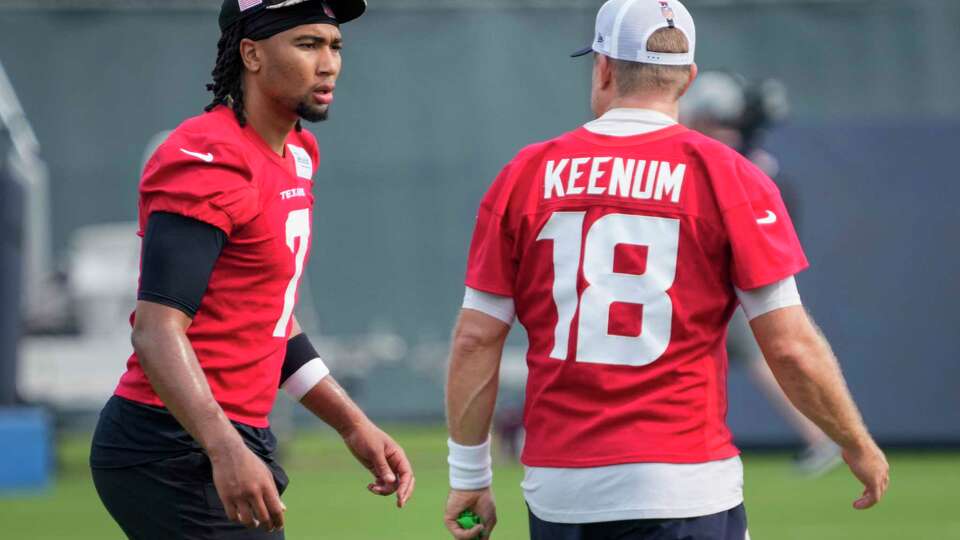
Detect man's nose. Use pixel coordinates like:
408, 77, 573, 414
317, 48, 339, 75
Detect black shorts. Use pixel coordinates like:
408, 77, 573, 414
90, 396, 288, 540
92, 450, 288, 540
528, 504, 748, 540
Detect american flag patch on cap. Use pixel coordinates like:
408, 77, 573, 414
659, 1, 676, 27
238, 0, 263, 11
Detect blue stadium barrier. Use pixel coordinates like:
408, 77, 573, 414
0, 407, 52, 492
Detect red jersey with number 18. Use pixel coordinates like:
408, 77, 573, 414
115, 105, 318, 428
465, 123, 807, 467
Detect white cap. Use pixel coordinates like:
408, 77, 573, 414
572, 0, 696, 66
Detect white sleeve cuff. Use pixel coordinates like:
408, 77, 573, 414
281, 358, 330, 401
462, 287, 515, 325
448, 437, 493, 490
735, 276, 802, 320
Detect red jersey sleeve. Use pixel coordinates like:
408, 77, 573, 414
140, 134, 260, 237
465, 164, 517, 297
719, 155, 808, 290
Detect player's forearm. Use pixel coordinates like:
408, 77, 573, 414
752, 309, 873, 451
445, 315, 507, 445
299, 376, 370, 435
133, 321, 243, 456
283, 318, 365, 432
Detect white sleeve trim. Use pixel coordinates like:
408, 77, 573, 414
735, 276, 802, 321
448, 437, 493, 490
462, 287, 515, 325
281, 358, 330, 401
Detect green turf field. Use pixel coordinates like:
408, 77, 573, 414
1, 426, 957, 539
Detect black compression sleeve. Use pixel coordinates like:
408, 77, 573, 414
138, 212, 226, 318
281, 333, 321, 387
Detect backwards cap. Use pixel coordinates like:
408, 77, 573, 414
572, 0, 696, 66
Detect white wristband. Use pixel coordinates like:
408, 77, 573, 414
281, 358, 330, 401
448, 437, 493, 490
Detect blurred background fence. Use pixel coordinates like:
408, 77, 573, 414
0, 0, 957, 446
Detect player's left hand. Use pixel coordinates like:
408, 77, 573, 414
444, 487, 497, 539
341, 420, 415, 508
842, 439, 890, 510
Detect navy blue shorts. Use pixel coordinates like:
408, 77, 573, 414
528, 504, 747, 540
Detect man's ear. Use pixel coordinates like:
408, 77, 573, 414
597, 53, 614, 91
678, 62, 698, 98
239, 38, 262, 73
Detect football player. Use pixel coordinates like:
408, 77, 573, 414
443, 1, 887, 539
90, 2, 414, 539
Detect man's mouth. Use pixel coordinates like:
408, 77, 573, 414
312, 85, 335, 105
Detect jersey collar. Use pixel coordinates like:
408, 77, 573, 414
583, 108, 678, 137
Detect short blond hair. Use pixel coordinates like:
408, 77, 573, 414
611, 27, 692, 100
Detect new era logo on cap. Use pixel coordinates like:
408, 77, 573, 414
262, 0, 336, 20
265, 0, 312, 9
238, 0, 262, 11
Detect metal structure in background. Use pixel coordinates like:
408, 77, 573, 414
0, 125, 23, 406
0, 63, 57, 330
0, 60, 54, 404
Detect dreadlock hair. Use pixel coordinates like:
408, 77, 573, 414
205, 23, 247, 126
204, 23, 303, 132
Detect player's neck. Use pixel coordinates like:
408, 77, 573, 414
602, 96, 679, 120
242, 88, 298, 156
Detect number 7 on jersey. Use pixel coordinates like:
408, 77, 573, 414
273, 208, 311, 337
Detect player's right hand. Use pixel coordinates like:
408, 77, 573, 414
444, 487, 497, 539
210, 440, 286, 531
842, 440, 890, 510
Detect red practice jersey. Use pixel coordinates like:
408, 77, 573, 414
115, 106, 319, 427
465, 124, 807, 467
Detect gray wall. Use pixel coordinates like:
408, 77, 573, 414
741, 120, 960, 445
1, 1, 957, 443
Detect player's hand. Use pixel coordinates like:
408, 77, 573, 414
842, 440, 889, 510
341, 420, 415, 508
444, 488, 497, 539
209, 440, 286, 531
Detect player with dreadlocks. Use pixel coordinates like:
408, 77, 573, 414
204, 9, 327, 131
90, 2, 414, 539
205, 21, 248, 126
